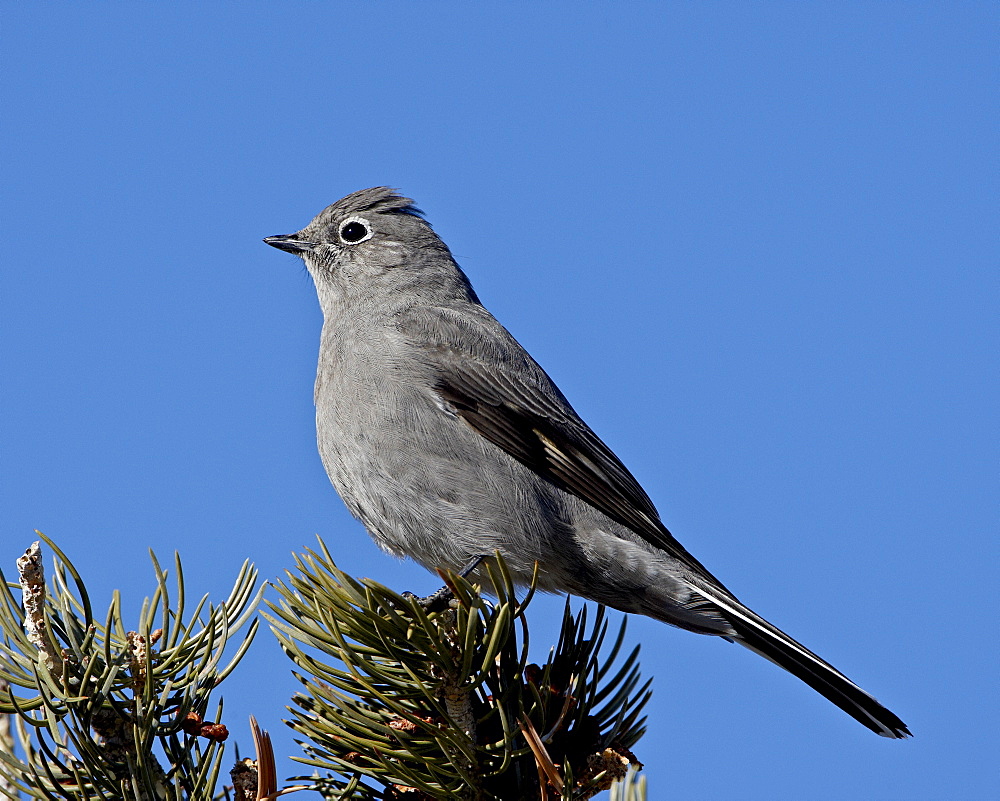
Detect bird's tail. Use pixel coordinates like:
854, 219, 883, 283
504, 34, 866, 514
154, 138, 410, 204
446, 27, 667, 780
692, 582, 911, 738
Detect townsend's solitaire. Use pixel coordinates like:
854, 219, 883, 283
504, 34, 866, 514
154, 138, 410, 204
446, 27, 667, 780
264, 187, 909, 738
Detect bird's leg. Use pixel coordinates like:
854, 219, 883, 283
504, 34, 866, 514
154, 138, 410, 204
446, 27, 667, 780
405, 556, 487, 613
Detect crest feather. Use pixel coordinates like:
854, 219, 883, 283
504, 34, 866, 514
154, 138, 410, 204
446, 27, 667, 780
337, 186, 423, 218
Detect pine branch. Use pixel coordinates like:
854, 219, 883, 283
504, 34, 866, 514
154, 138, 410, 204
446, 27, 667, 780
0, 536, 649, 800
0, 534, 260, 800
266, 544, 648, 800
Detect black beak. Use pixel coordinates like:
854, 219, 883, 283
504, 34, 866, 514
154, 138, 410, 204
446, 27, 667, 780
263, 234, 316, 254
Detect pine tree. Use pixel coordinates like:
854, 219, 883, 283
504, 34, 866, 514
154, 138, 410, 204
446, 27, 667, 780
0, 535, 258, 799
0, 536, 648, 800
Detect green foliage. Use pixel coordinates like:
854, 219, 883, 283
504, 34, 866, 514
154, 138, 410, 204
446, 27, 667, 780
0, 535, 648, 800
267, 542, 649, 800
0, 534, 259, 800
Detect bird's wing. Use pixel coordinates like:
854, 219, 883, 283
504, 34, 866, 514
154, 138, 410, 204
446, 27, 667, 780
400, 307, 912, 741
403, 305, 728, 588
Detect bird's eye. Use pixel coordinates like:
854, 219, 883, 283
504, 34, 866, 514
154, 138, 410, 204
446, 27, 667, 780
339, 219, 371, 244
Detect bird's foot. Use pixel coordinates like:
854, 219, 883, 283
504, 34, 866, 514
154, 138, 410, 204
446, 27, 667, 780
402, 584, 454, 614
402, 556, 487, 613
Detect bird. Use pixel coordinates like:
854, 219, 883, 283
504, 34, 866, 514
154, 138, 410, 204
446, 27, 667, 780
264, 186, 910, 739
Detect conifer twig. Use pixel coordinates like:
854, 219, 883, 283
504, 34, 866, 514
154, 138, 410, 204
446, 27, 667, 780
16, 542, 58, 673
0, 535, 260, 800
267, 544, 648, 800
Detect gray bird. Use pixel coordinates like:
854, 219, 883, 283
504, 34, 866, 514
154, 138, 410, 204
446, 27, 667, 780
264, 187, 910, 739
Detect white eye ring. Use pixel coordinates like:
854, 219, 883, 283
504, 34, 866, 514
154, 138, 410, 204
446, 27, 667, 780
339, 216, 373, 244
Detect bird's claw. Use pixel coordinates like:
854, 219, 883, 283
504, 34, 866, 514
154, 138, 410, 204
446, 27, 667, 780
401, 585, 455, 613
400, 556, 487, 613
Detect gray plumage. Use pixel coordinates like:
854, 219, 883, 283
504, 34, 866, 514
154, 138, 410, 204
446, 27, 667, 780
264, 186, 910, 739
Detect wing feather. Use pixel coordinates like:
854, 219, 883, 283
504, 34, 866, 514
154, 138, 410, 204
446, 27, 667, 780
411, 309, 728, 588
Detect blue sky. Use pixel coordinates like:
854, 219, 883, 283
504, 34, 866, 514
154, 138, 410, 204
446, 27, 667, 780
2, 3, 996, 798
